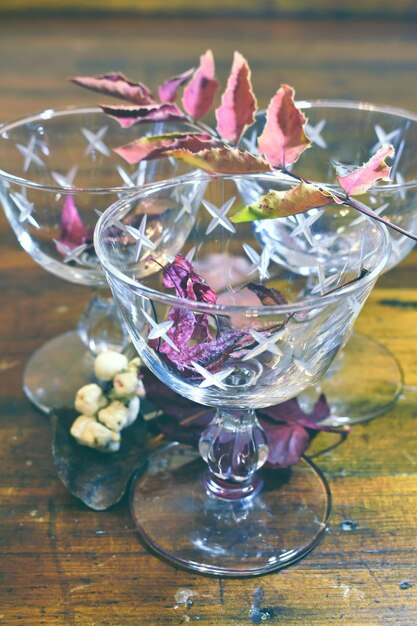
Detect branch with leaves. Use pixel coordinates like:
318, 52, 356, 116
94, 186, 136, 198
71, 50, 417, 243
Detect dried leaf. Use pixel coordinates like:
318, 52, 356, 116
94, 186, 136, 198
231, 180, 333, 223
162, 254, 218, 304
246, 282, 288, 306
258, 84, 311, 168
71, 72, 155, 105
51, 408, 148, 510
114, 132, 217, 164
101, 103, 186, 129
181, 49, 219, 119
56, 195, 90, 253
336, 144, 394, 196
262, 421, 310, 468
169, 145, 272, 174
215, 51, 257, 144
158, 67, 195, 103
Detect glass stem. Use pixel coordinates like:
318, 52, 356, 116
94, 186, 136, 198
198, 408, 269, 500
77, 287, 130, 355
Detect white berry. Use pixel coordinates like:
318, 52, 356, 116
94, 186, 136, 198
94, 351, 129, 381
75, 383, 107, 417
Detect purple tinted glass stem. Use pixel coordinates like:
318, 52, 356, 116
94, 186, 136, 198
198, 408, 269, 500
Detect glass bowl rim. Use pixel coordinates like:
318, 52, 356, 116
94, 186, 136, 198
94, 172, 391, 316
255, 98, 417, 191
0, 104, 200, 194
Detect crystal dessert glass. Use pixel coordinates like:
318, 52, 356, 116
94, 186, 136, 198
243, 101, 417, 424
0, 105, 198, 412
95, 173, 390, 576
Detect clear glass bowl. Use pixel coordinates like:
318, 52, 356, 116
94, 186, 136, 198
95, 173, 390, 576
242, 100, 417, 423
0, 105, 198, 412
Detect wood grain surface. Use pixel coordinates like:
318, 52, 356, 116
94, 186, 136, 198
0, 15, 416, 625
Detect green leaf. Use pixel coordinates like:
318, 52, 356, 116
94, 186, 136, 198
231, 181, 334, 223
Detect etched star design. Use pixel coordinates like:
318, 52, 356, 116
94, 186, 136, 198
290, 210, 323, 246
141, 309, 179, 352
242, 243, 272, 280
305, 119, 327, 149
16, 136, 45, 172
242, 128, 259, 154
372, 124, 401, 152
11, 189, 39, 228
123, 215, 156, 261
202, 197, 236, 235
311, 260, 343, 295
54, 240, 88, 264
82, 126, 110, 157
395, 172, 407, 201
51, 166, 78, 188
191, 361, 235, 390
346, 295, 362, 316
293, 357, 314, 377
185, 246, 196, 262
117, 162, 147, 188
174, 193, 194, 223
242, 328, 286, 361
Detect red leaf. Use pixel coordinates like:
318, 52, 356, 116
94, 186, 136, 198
70, 72, 156, 105
100, 103, 186, 128
158, 67, 195, 103
168, 145, 272, 174
181, 49, 219, 119
215, 51, 257, 144
114, 132, 217, 164
56, 196, 90, 253
261, 421, 310, 468
336, 144, 394, 196
258, 84, 311, 168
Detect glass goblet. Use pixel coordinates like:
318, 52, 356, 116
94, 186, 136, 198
244, 100, 417, 424
95, 173, 390, 576
0, 105, 198, 413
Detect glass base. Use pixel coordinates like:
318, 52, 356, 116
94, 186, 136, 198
130, 442, 331, 577
23, 331, 94, 414
319, 331, 404, 426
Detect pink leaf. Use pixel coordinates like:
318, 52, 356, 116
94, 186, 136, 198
262, 421, 310, 468
258, 84, 311, 168
56, 196, 90, 253
215, 51, 257, 144
336, 144, 394, 196
181, 49, 219, 120
158, 67, 195, 103
114, 132, 217, 164
100, 103, 186, 128
168, 145, 272, 174
231, 181, 334, 223
70, 72, 156, 105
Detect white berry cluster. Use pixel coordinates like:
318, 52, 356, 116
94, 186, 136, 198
70, 351, 145, 453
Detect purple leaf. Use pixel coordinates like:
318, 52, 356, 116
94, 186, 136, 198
101, 103, 186, 129
71, 72, 156, 105
182, 49, 219, 120
258, 84, 311, 168
56, 196, 90, 254
114, 132, 218, 164
246, 282, 288, 306
215, 51, 257, 144
261, 394, 330, 425
261, 421, 310, 468
162, 254, 218, 304
158, 67, 195, 103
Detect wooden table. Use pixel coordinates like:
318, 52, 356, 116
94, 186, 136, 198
0, 15, 416, 625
